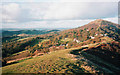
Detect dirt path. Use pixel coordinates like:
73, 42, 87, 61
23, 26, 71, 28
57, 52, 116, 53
7, 56, 31, 63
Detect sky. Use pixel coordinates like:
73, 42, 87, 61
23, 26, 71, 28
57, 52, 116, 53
1, 0, 119, 29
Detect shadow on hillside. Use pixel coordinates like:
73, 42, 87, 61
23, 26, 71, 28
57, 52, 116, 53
83, 46, 120, 67
2, 61, 18, 67
69, 45, 120, 73
82, 46, 120, 73
3, 57, 32, 67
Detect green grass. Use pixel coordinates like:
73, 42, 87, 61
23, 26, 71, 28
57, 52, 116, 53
12, 50, 29, 56
61, 38, 73, 42
2, 47, 85, 73
41, 39, 50, 43
17, 37, 31, 41
17, 57, 33, 63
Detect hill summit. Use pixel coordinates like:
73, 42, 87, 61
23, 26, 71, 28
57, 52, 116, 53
78, 19, 118, 29
89, 19, 106, 25
88, 19, 118, 26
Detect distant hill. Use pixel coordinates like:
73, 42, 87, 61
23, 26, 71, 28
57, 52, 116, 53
2, 29, 60, 37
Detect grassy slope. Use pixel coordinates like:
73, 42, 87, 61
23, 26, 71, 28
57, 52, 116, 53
2, 47, 85, 73
2, 37, 119, 73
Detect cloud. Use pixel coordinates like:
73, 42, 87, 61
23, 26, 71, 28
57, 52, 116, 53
2, 0, 35, 2
2, 19, 93, 28
2, 0, 120, 2
1, 3, 33, 23
2, 17, 118, 28
59, 0, 119, 2
1, 2, 118, 28
1, 2, 117, 23
43, 2, 117, 20
1, 3, 20, 23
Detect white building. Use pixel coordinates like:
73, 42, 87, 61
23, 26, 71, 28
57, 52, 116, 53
87, 29, 89, 31
95, 34, 98, 36
104, 34, 107, 36
73, 38, 80, 43
76, 40, 80, 43
73, 38, 77, 41
90, 36, 95, 39
65, 38, 67, 40
66, 44, 68, 46
100, 34, 104, 36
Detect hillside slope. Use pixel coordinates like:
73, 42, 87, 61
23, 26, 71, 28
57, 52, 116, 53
2, 37, 120, 73
59, 19, 120, 41
2, 19, 120, 74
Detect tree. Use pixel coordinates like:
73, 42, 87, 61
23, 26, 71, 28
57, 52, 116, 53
2, 59, 7, 66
